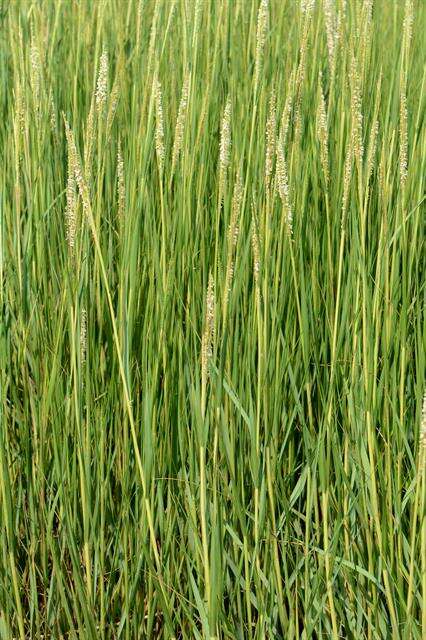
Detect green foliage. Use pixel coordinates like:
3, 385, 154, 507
0, 0, 424, 638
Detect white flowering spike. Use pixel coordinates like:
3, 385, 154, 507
95, 49, 109, 114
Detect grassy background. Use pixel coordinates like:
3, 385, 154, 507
0, 0, 425, 637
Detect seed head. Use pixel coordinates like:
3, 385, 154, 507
154, 77, 165, 174
172, 73, 190, 172
350, 55, 364, 166
206, 274, 215, 340
420, 392, 426, 451
336, 5, 346, 50
80, 307, 87, 365
224, 170, 243, 300
219, 96, 232, 199
15, 79, 26, 136
316, 76, 329, 186
251, 217, 261, 286
201, 273, 215, 381
30, 42, 41, 116
95, 49, 109, 114
359, 1, 373, 71
64, 117, 91, 219
301, 0, 315, 15
136, 0, 144, 49
399, 89, 408, 188
148, 1, 160, 70
276, 140, 293, 234
323, 0, 339, 72
254, 0, 269, 90
366, 119, 378, 185
280, 81, 294, 147
341, 142, 353, 228
117, 139, 125, 222
265, 90, 277, 188
65, 144, 77, 254
229, 170, 243, 248
192, 0, 203, 50
403, 0, 413, 51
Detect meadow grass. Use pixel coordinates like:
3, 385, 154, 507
0, 0, 425, 638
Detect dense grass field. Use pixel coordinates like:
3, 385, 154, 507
0, 0, 425, 637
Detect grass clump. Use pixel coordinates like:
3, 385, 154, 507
0, 0, 425, 638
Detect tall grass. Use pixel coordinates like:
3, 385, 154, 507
0, 0, 425, 638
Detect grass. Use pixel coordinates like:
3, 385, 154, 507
0, 0, 425, 638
